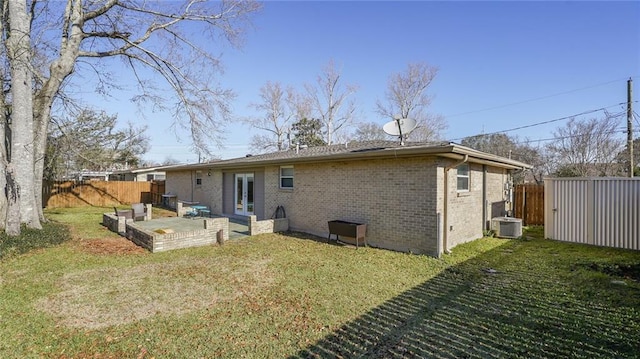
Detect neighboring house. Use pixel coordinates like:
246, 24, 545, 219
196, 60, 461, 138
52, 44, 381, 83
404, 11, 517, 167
108, 167, 166, 182
163, 141, 531, 256
71, 170, 112, 181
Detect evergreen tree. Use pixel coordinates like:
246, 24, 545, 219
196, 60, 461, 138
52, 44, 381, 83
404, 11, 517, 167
291, 118, 326, 147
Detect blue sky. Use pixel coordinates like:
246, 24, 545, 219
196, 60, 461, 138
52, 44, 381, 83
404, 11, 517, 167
85, 1, 640, 164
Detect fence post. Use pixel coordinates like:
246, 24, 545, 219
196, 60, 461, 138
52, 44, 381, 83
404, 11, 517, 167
521, 185, 526, 226
544, 179, 553, 239
586, 179, 595, 245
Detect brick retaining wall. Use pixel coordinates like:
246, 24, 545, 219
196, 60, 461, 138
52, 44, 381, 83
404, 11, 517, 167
248, 215, 289, 236
124, 217, 229, 253
102, 212, 128, 234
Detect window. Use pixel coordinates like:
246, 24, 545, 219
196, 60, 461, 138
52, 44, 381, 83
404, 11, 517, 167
195, 171, 202, 186
456, 163, 469, 192
280, 166, 294, 189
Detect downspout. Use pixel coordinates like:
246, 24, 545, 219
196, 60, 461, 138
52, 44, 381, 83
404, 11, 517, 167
482, 165, 487, 231
442, 154, 468, 256
190, 170, 194, 201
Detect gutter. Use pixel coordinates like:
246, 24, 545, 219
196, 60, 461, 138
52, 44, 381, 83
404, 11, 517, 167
441, 154, 469, 257
162, 144, 532, 172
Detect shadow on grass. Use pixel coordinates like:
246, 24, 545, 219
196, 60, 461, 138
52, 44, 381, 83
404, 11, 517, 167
291, 240, 639, 358
0, 222, 70, 260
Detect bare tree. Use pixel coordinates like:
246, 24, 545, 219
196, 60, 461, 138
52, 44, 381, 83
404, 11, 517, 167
462, 133, 518, 158
305, 60, 358, 145
244, 81, 299, 153
0, 0, 261, 234
376, 62, 446, 142
512, 143, 551, 184
462, 133, 549, 183
546, 117, 625, 177
46, 109, 150, 180
615, 137, 640, 177
353, 121, 387, 141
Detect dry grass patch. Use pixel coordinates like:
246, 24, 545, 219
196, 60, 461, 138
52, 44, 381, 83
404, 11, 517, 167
76, 237, 147, 255
37, 257, 273, 329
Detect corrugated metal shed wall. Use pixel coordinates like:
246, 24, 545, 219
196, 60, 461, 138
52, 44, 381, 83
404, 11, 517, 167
544, 178, 640, 250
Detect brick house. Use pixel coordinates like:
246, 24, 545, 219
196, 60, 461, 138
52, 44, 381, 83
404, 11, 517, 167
163, 141, 530, 256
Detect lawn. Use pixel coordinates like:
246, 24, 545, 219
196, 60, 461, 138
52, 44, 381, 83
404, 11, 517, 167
0, 207, 638, 358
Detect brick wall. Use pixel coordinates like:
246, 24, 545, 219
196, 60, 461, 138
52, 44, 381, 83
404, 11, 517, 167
485, 166, 508, 222
165, 169, 192, 203
102, 212, 128, 234
165, 169, 223, 215
264, 157, 440, 255
263, 165, 294, 221
167, 157, 510, 256
444, 162, 509, 250
248, 215, 289, 235
445, 162, 483, 249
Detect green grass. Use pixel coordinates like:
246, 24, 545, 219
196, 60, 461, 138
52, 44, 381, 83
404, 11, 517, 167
1, 208, 639, 358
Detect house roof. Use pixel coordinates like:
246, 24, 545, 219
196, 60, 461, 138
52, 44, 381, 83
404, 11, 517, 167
110, 166, 167, 175
163, 141, 532, 172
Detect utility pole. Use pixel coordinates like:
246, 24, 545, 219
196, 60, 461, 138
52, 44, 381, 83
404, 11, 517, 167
628, 78, 634, 177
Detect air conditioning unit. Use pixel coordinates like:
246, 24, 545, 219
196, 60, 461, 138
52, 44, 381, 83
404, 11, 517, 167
491, 217, 523, 238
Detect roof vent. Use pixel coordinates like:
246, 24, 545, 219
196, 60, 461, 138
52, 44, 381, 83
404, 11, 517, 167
245, 154, 253, 157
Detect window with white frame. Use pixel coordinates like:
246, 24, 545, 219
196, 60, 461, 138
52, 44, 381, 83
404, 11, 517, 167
280, 166, 294, 189
456, 163, 469, 192
195, 170, 202, 186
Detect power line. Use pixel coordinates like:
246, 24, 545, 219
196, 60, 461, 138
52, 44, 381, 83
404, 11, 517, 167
515, 126, 634, 145
444, 77, 637, 118
448, 102, 631, 143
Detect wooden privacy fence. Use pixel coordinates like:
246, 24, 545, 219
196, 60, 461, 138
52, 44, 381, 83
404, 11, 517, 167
514, 184, 545, 226
43, 181, 154, 208
150, 180, 166, 205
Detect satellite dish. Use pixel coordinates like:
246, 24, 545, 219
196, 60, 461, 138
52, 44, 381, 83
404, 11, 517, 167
383, 118, 417, 145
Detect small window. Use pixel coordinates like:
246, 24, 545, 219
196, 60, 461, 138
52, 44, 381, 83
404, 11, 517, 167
195, 171, 202, 186
280, 166, 294, 189
456, 163, 469, 192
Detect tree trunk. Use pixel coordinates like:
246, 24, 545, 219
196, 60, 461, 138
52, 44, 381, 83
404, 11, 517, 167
32, 60, 78, 220
32, 1, 83, 217
4, 163, 20, 235
0, 115, 7, 229
34, 101, 58, 220
7, 0, 40, 231
33, 100, 49, 220
0, 67, 7, 228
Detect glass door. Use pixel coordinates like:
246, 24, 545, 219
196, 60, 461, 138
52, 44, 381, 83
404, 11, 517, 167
234, 173, 254, 215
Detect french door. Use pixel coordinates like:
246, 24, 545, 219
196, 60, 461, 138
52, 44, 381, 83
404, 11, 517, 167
234, 173, 254, 215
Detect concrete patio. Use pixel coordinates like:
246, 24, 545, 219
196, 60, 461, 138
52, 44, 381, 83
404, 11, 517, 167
103, 210, 288, 253
131, 216, 250, 240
